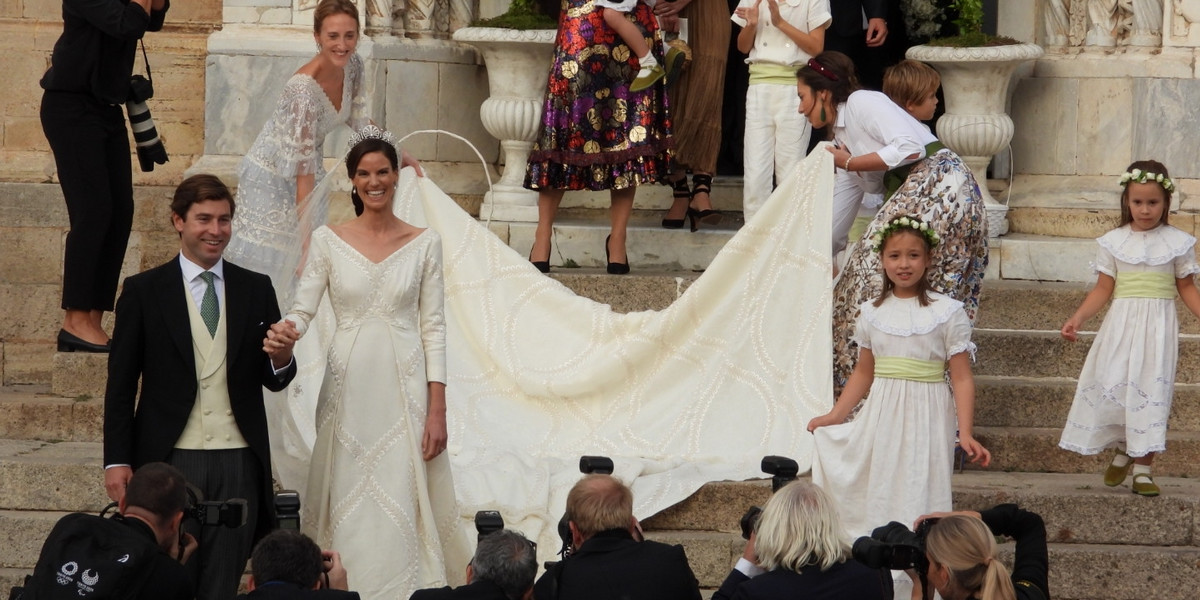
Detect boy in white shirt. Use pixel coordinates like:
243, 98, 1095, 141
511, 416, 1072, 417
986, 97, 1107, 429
731, 0, 831, 222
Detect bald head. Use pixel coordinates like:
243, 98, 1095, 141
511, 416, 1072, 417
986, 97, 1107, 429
566, 474, 633, 539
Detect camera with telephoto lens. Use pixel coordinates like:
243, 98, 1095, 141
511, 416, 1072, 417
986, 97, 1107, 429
185, 485, 248, 529
126, 75, 168, 172
851, 518, 938, 574
275, 490, 301, 531
739, 455, 799, 540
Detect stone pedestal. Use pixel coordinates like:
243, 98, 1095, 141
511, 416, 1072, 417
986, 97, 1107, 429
452, 28, 556, 223
907, 43, 1044, 237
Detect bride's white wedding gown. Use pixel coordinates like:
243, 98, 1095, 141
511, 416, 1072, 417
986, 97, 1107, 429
286, 226, 469, 600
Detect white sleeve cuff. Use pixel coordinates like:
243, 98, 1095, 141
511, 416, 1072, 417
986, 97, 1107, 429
735, 557, 766, 578
272, 356, 295, 376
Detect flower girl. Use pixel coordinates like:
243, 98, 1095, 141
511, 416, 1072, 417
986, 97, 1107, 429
1059, 160, 1200, 497
808, 215, 991, 539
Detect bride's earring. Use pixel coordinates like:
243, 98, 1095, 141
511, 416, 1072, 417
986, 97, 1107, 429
316, 41, 323, 52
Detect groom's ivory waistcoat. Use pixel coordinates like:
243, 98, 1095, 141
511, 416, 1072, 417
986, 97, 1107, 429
176, 285, 248, 450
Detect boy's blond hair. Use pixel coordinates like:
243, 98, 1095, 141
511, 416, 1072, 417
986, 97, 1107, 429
883, 59, 940, 110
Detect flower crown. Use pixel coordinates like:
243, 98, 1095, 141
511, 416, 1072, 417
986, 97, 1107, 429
870, 216, 940, 253
1119, 168, 1174, 192
347, 124, 399, 151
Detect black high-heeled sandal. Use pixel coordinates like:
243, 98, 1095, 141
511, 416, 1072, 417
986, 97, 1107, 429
605, 234, 630, 275
661, 176, 691, 229
529, 245, 551, 273
690, 173, 722, 228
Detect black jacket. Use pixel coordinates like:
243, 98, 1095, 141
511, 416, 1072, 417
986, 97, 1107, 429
532, 529, 702, 600
238, 582, 361, 600
980, 504, 1049, 600
711, 558, 889, 600
410, 579, 512, 600
829, 0, 886, 36
40, 0, 170, 104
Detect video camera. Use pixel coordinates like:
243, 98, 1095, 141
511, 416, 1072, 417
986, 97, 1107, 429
126, 74, 168, 172
739, 455, 799, 540
185, 485, 247, 529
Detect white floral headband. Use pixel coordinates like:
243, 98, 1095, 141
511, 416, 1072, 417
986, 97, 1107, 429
1119, 168, 1174, 192
871, 216, 940, 253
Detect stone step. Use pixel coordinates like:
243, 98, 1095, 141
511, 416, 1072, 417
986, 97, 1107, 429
0, 510, 69, 569
502, 217, 740, 272
973, 328, 1200, 383
972, 426, 1200, 478
0, 386, 103, 442
976, 279, 1200, 334
0, 440, 105, 513
988, 234, 1097, 283
975, 376, 1200, 431
643, 472, 1200, 547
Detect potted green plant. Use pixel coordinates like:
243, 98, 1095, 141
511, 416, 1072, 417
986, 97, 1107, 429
904, 0, 1043, 236
452, 0, 559, 221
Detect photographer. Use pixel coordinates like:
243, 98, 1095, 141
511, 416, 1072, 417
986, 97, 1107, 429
911, 504, 1049, 600
239, 530, 359, 599
39, 0, 168, 352
714, 481, 889, 600
411, 529, 537, 600
532, 474, 701, 600
24, 463, 195, 600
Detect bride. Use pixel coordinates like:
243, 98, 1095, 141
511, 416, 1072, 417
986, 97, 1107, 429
283, 128, 468, 600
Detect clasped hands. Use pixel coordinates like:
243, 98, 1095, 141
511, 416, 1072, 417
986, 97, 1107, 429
735, 0, 783, 28
264, 320, 299, 367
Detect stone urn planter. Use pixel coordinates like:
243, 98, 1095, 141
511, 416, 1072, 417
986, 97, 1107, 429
906, 43, 1043, 237
453, 27, 556, 222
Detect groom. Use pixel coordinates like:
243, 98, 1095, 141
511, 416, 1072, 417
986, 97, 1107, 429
104, 174, 299, 600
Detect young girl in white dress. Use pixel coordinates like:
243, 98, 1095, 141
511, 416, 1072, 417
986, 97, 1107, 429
1059, 160, 1200, 497
808, 215, 992, 541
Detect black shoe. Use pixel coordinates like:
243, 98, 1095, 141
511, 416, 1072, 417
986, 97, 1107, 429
662, 176, 691, 229
530, 259, 550, 274
690, 173, 723, 229
57, 328, 109, 353
605, 235, 630, 275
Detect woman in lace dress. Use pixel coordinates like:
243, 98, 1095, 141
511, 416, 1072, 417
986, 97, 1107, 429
285, 132, 469, 600
224, 0, 417, 491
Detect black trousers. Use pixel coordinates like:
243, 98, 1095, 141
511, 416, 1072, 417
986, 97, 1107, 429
168, 447, 262, 600
40, 90, 134, 312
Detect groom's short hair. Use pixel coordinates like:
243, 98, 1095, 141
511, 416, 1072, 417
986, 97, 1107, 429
171, 174, 236, 220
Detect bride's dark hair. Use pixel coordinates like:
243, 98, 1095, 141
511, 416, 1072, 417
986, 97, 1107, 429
345, 138, 399, 216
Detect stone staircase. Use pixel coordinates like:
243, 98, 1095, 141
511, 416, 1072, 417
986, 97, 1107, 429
4, 179, 1200, 598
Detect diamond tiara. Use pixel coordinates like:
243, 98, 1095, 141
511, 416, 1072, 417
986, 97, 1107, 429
347, 124, 399, 151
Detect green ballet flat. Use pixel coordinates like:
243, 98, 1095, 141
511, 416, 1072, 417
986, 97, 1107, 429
1103, 450, 1133, 487
1131, 473, 1160, 497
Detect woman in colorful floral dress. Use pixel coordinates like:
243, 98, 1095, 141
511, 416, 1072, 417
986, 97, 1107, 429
524, 0, 673, 275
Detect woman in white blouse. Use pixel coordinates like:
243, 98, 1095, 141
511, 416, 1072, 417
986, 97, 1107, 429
795, 50, 988, 391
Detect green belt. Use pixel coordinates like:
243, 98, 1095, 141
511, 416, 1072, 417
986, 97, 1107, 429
1113, 272, 1176, 299
874, 356, 945, 383
748, 63, 799, 86
882, 140, 946, 199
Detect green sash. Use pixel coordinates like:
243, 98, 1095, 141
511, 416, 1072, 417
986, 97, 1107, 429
883, 140, 946, 199
748, 63, 799, 86
1113, 272, 1176, 299
874, 356, 945, 383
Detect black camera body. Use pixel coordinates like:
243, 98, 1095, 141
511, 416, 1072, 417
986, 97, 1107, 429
185, 485, 248, 529
851, 518, 938, 573
475, 510, 504, 541
739, 455, 799, 540
126, 74, 168, 172
274, 490, 301, 531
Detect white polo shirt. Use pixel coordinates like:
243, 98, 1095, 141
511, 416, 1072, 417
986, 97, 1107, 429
731, 0, 832, 66
833, 89, 939, 195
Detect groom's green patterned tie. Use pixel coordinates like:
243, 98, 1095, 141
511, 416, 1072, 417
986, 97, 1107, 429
199, 271, 219, 337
